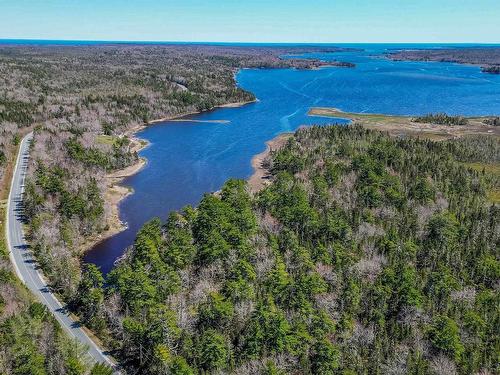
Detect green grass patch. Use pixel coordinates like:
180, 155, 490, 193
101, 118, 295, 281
464, 162, 500, 177
96, 135, 117, 145
464, 162, 500, 203
487, 190, 500, 204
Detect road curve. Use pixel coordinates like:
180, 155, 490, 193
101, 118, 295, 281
5, 132, 116, 368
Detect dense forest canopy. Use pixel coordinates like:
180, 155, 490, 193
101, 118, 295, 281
0, 44, 499, 374
0, 44, 360, 374
413, 114, 469, 126
0, 44, 352, 299
70, 125, 499, 374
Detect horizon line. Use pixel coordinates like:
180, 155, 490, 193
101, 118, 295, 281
1, 38, 500, 46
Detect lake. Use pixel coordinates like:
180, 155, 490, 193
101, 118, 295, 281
84, 45, 500, 273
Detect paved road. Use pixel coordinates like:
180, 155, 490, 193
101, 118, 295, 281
6, 132, 116, 368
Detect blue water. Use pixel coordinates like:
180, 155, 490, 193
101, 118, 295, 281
84, 45, 500, 273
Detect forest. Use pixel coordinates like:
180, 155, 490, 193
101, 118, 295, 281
413, 114, 469, 126
0, 44, 353, 298
0, 44, 358, 374
0, 44, 499, 374
481, 66, 500, 74
0, 205, 113, 374
68, 125, 499, 374
388, 47, 500, 74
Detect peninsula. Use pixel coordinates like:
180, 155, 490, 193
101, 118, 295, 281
389, 47, 500, 74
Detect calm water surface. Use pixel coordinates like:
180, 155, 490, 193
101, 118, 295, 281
85, 45, 500, 273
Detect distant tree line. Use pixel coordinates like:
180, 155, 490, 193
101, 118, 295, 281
481, 66, 500, 74
414, 113, 469, 126
389, 47, 500, 74
483, 117, 500, 126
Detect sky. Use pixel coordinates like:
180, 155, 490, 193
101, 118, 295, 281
0, 0, 499, 43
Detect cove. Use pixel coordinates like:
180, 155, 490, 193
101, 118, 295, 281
84, 45, 500, 274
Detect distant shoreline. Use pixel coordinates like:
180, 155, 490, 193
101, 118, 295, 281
387, 47, 500, 74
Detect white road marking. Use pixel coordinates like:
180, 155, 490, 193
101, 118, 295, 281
5, 133, 117, 370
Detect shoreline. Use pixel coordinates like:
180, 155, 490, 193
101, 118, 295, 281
386, 48, 500, 75
146, 99, 257, 125
247, 104, 500, 195
248, 133, 292, 193
82, 99, 258, 254
78, 140, 148, 254
85, 102, 499, 254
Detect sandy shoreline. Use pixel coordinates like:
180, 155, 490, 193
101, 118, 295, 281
248, 133, 292, 193
82, 99, 258, 254
147, 99, 257, 125
79, 140, 147, 254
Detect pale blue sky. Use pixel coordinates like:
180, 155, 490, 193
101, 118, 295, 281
1, 0, 499, 43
